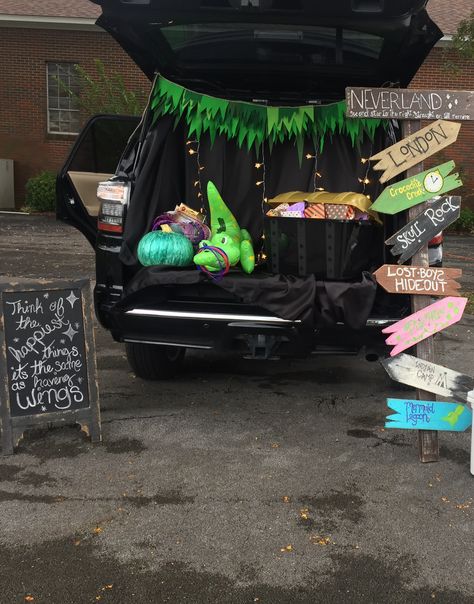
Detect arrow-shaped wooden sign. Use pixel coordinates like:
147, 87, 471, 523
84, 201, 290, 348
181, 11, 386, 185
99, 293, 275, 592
370, 161, 462, 215
386, 398, 472, 431
370, 121, 461, 183
374, 265, 462, 297
385, 196, 461, 264
381, 353, 474, 406
383, 297, 467, 357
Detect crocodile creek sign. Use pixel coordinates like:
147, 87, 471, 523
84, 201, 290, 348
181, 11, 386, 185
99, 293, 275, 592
369, 120, 461, 183
370, 161, 462, 215
346, 87, 474, 121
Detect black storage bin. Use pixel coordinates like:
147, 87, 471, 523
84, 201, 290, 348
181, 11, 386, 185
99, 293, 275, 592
264, 217, 384, 280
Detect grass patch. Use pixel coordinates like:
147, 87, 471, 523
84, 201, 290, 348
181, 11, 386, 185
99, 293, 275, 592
464, 292, 474, 315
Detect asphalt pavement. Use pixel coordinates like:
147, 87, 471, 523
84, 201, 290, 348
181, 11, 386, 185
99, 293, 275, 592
0, 214, 473, 604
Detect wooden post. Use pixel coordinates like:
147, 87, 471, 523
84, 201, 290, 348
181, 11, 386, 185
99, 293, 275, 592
402, 120, 439, 463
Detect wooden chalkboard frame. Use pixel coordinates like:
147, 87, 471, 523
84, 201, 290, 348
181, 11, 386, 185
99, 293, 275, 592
0, 279, 101, 455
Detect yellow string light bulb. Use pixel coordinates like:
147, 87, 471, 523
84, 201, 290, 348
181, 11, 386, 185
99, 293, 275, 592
255, 163, 263, 169
199, 166, 205, 171
256, 181, 264, 186
306, 153, 315, 160
188, 149, 197, 155
315, 172, 322, 178
193, 180, 200, 187
361, 158, 369, 164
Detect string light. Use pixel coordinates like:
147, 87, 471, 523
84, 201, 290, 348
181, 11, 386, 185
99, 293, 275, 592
255, 163, 263, 169
306, 153, 316, 160
360, 158, 369, 164
358, 177, 371, 185
193, 180, 200, 187
256, 180, 264, 186
188, 149, 197, 155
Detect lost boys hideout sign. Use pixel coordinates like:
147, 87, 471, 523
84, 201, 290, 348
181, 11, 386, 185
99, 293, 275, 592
0, 280, 101, 454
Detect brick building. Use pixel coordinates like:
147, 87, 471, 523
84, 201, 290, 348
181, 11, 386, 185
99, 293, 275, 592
0, 0, 472, 207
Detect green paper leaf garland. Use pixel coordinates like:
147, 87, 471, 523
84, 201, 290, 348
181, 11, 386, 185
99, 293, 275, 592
151, 75, 385, 161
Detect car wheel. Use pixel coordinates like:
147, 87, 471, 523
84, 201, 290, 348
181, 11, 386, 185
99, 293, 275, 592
125, 342, 185, 380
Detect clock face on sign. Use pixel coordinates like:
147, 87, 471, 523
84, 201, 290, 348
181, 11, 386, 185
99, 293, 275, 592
423, 170, 444, 194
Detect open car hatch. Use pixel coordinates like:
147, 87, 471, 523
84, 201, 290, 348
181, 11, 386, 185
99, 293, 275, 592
92, 0, 442, 101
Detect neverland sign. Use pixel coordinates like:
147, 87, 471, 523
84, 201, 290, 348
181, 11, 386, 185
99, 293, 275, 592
346, 87, 474, 121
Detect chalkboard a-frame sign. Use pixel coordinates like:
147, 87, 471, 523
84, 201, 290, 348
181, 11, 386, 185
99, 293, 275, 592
0, 280, 101, 455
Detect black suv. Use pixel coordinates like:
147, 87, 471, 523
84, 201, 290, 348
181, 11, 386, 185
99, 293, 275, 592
57, 0, 442, 379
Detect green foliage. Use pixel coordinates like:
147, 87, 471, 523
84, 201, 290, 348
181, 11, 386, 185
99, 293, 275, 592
452, 11, 474, 60
25, 171, 57, 212
443, 10, 474, 71
447, 207, 474, 233
151, 76, 386, 163
60, 59, 146, 116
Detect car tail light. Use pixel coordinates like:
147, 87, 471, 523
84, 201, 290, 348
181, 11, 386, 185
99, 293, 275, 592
98, 201, 125, 233
97, 180, 131, 235
428, 233, 443, 247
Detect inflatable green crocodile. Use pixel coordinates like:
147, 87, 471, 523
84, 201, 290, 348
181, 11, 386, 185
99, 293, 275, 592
193, 181, 255, 274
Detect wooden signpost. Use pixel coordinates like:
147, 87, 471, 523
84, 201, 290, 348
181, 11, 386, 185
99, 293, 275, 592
383, 297, 467, 357
370, 161, 462, 214
0, 280, 101, 455
369, 120, 461, 183
386, 399, 472, 432
374, 265, 462, 297
381, 354, 474, 407
385, 196, 461, 264
346, 86, 473, 465
346, 87, 474, 121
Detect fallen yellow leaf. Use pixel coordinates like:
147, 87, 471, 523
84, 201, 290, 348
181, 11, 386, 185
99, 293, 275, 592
24, 597, 34, 603
282, 496, 291, 503
280, 545, 293, 553
93, 527, 103, 535
271, 443, 280, 449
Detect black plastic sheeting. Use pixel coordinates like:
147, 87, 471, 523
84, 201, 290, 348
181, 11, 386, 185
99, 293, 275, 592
124, 267, 377, 330
118, 116, 398, 330
119, 116, 395, 266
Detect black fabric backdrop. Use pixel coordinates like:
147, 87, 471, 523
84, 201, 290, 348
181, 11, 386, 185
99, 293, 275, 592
119, 117, 398, 327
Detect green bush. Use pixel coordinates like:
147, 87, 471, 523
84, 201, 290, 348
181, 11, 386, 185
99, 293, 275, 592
25, 171, 57, 212
447, 207, 474, 234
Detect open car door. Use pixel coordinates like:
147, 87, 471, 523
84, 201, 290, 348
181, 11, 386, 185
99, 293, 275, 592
56, 114, 140, 246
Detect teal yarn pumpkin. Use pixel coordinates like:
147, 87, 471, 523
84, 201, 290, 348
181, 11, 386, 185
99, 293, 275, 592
137, 231, 194, 267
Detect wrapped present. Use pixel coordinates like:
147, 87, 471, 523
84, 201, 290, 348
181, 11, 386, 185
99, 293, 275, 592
304, 203, 326, 219
280, 202, 306, 218
266, 203, 290, 217
325, 204, 355, 220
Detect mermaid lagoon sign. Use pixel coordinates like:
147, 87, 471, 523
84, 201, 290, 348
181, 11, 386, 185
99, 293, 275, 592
346, 87, 474, 121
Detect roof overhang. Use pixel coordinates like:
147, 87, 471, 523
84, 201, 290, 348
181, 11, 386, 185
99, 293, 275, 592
0, 14, 100, 32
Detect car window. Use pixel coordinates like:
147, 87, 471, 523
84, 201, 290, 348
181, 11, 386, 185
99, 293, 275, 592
160, 23, 383, 67
68, 116, 140, 174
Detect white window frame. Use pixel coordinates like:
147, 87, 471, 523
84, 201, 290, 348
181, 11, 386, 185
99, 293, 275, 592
46, 62, 81, 135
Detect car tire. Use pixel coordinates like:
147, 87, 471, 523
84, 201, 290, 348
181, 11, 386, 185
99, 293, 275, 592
125, 342, 185, 380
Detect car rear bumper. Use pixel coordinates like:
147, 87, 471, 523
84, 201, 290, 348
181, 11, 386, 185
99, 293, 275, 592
103, 300, 398, 359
